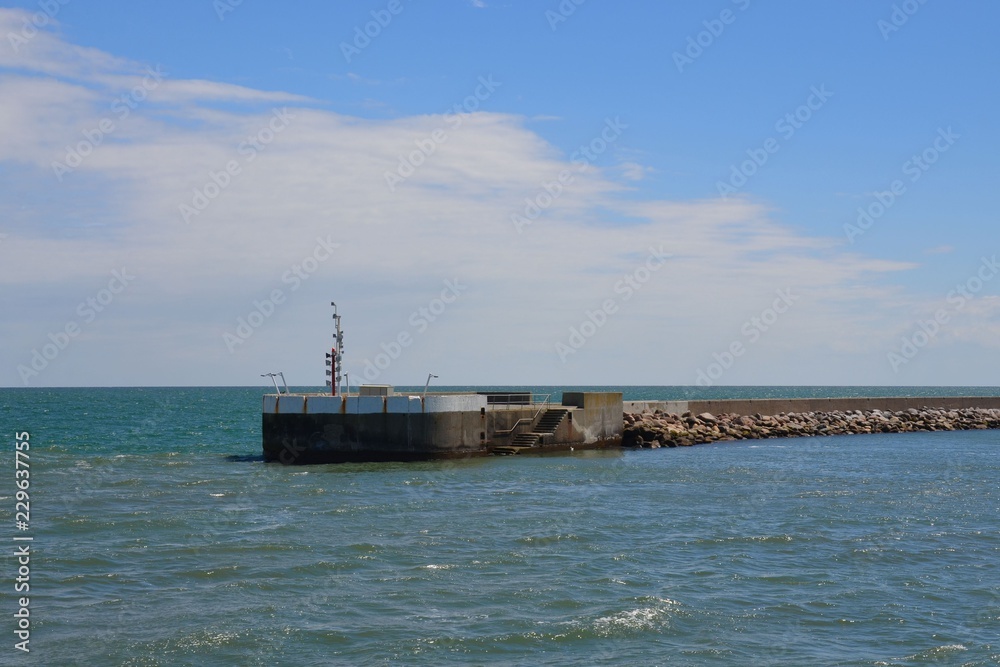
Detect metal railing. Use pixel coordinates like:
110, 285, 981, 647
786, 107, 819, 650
484, 392, 533, 407
493, 394, 552, 436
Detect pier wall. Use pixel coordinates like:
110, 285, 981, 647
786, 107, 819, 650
263, 392, 624, 463
262, 410, 491, 463
263, 393, 488, 415
624, 396, 1000, 416
262, 393, 496, 463
563, 392, 624, 443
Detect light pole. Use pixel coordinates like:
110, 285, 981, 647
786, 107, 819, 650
423, 373, 438, 398
261, 373, 281, 394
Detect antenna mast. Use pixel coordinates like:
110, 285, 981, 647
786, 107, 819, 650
326, 302, 344, 396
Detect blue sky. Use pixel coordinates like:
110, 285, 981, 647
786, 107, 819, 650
2, 0, 999, 387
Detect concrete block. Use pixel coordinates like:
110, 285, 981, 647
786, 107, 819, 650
386, 396, 412, 414
305, 395, 343, 414
423, 394, 487, 413
276, 395, 305, 414
359, 384, 393, 396
346, 396, 385, 414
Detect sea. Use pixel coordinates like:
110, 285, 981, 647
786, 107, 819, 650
1, 386, 998, 666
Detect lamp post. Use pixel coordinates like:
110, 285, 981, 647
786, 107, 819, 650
423, 373, 438, 398
261, 373, 281, 394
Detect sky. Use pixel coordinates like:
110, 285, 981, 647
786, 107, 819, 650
1, 0, 998, 388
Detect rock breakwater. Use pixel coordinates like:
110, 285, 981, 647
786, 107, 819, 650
622, 407, 1000, 448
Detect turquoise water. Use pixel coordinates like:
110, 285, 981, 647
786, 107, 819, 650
1, 387, 999, 665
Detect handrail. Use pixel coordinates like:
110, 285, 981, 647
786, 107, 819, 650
486, 392, 535, 408
493, 394, 551, 436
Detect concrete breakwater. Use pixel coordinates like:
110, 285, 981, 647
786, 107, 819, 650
623, 396, 1000, 417
622, 399, 1000, 448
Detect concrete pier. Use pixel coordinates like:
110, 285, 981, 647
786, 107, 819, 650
263, 390, 623, 464
264, 391, 1000, 463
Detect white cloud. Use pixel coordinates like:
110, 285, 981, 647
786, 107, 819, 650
1, 10, 994, 387
618, 161, 652, 181
924, 244, 955, 255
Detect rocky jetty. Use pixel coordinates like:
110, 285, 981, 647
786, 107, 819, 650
622, 407, 1000, 448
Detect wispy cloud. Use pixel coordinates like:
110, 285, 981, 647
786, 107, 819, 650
0, 8, 984, 386
618, 161, 652, 181
924, 245, 955, 255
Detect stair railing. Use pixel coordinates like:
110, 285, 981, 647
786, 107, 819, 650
494, 394, 551, 436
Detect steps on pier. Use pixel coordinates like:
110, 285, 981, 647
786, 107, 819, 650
512, 432, 540, 447
535, 409, 568, 434
492, 445, 533, 456
498, 409, 570, 454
